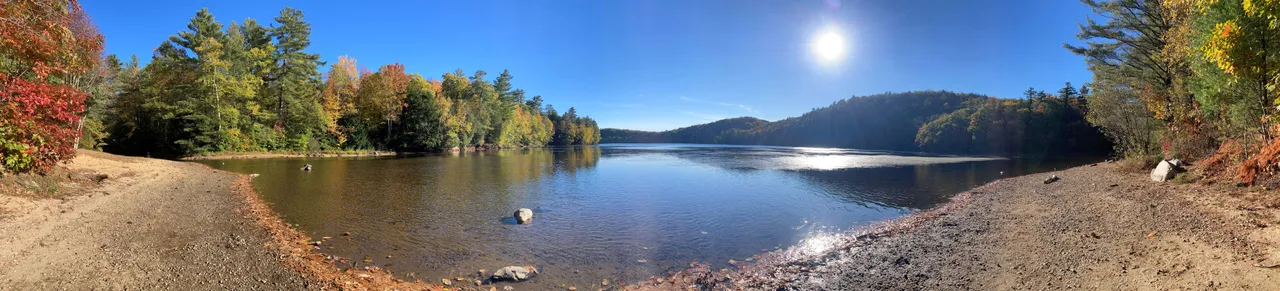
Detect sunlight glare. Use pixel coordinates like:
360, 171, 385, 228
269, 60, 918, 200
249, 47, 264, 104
811, 26, 848, 64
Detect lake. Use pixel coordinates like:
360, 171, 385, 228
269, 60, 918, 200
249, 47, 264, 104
198, 144, 1091, 289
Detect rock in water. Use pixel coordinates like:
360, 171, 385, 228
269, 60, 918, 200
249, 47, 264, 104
492, 266, 537, 281
514, 208, 533, 224
301, 164, 313, 171
1150, 160, 1177, 182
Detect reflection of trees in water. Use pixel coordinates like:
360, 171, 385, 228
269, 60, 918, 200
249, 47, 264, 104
551, 146, 600, 174
779, 163, 991, 210
595, 145, 1098, 210
786, 157, 1096, 209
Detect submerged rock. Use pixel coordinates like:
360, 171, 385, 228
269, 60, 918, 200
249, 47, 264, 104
1150, 160, 1177, 182
514, 208, 533, 224
492, 266, 537, 281
301, 164, 312, 171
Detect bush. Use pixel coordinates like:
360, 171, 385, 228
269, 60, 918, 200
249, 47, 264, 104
1117, 154, 1163, 173
0, 75, 87, 174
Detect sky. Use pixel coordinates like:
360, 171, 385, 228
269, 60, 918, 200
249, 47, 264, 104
83, 0, 1096, 131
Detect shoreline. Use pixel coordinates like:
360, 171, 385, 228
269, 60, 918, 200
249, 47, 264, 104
178, 144, 582, 161
627, 162, 1280, 290
224, 168, 444, 290
179, 151, 400, 160
5, 151, 1276, 290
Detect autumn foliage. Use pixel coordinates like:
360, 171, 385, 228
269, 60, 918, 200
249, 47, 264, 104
0, 0, 103, 174
0, 74, 85, 173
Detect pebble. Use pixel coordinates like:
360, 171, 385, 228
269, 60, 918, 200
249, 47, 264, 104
441, 278, 452, 286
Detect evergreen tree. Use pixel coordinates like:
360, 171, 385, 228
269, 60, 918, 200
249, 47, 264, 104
269, 7, 326, 150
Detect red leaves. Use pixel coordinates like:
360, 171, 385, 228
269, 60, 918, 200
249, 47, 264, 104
0, 0, 103, 174
0, 74, 86, 174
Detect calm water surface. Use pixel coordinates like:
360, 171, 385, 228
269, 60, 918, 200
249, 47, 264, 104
198, 144, 1092, 289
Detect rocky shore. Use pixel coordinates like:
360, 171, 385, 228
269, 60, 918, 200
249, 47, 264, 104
628, 162, 1280, 290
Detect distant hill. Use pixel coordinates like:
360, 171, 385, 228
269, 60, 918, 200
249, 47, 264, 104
601, 90, 1112, 156
601, 117, 767, 144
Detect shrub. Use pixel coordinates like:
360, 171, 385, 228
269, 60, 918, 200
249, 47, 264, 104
0, 75, 87, 174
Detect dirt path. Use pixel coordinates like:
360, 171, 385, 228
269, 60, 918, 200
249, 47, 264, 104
0, 151, 318, 290
633, 163, 1280, 290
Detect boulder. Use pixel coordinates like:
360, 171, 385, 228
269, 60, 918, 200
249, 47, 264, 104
492, 266, 537, 281
514, 208, 533, 224
1150, 160, 1177, 182
301, 164, 313, 171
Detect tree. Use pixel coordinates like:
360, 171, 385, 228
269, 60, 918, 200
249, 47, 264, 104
321, 55, 359, 144
393, 75, 450, 150
355, 63, 409, 147
268, 7, 326, 150
1189, 0, 1280, 141
526, 95, 544, 109
1068, 0, 1197, 157
0, 0, 103, 174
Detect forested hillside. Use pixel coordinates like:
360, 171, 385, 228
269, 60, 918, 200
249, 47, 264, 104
602, 90, 1112, 156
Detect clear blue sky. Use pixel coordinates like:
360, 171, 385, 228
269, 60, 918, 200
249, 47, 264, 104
83, 0, 1094, 131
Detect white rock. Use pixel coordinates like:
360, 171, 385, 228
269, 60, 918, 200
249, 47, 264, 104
492, 266, 536, 281
514, 208, 533, 224
1150, 160, 1177, 182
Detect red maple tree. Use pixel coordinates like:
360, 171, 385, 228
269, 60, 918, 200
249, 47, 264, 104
0, 0, 103, 174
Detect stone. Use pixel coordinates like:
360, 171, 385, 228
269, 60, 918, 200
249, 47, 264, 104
1043, 175, 1060, 184
1150, 160, 1177, 182
514, 208, 533, 224
301, 164, 313, 171
492, 266, 537, 281
441, 278, 452, 286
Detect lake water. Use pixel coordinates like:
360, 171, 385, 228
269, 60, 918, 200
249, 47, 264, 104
198, 144, 1091, 289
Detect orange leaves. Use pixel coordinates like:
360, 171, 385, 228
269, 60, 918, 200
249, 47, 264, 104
354, 63, 411, 126
0, 0, 103, 79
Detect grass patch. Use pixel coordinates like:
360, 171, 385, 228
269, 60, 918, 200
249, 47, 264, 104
0, 166, 104, 199
1118, 154, 1163, 173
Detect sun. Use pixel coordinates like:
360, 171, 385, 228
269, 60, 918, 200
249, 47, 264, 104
811, 27, 847, 64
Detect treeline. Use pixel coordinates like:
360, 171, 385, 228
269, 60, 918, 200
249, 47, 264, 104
1068, 0, 1280, 183
602, 90, 1112, 156
0, 2, 600, 174
90, 8, 598, 158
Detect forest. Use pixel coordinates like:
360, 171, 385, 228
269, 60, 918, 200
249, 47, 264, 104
1067, 0, 1280, 184
602, 89, 1113, 157
1, 2, 599, 174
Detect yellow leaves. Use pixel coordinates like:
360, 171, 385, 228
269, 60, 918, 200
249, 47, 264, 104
1202, 21, 1240, 75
